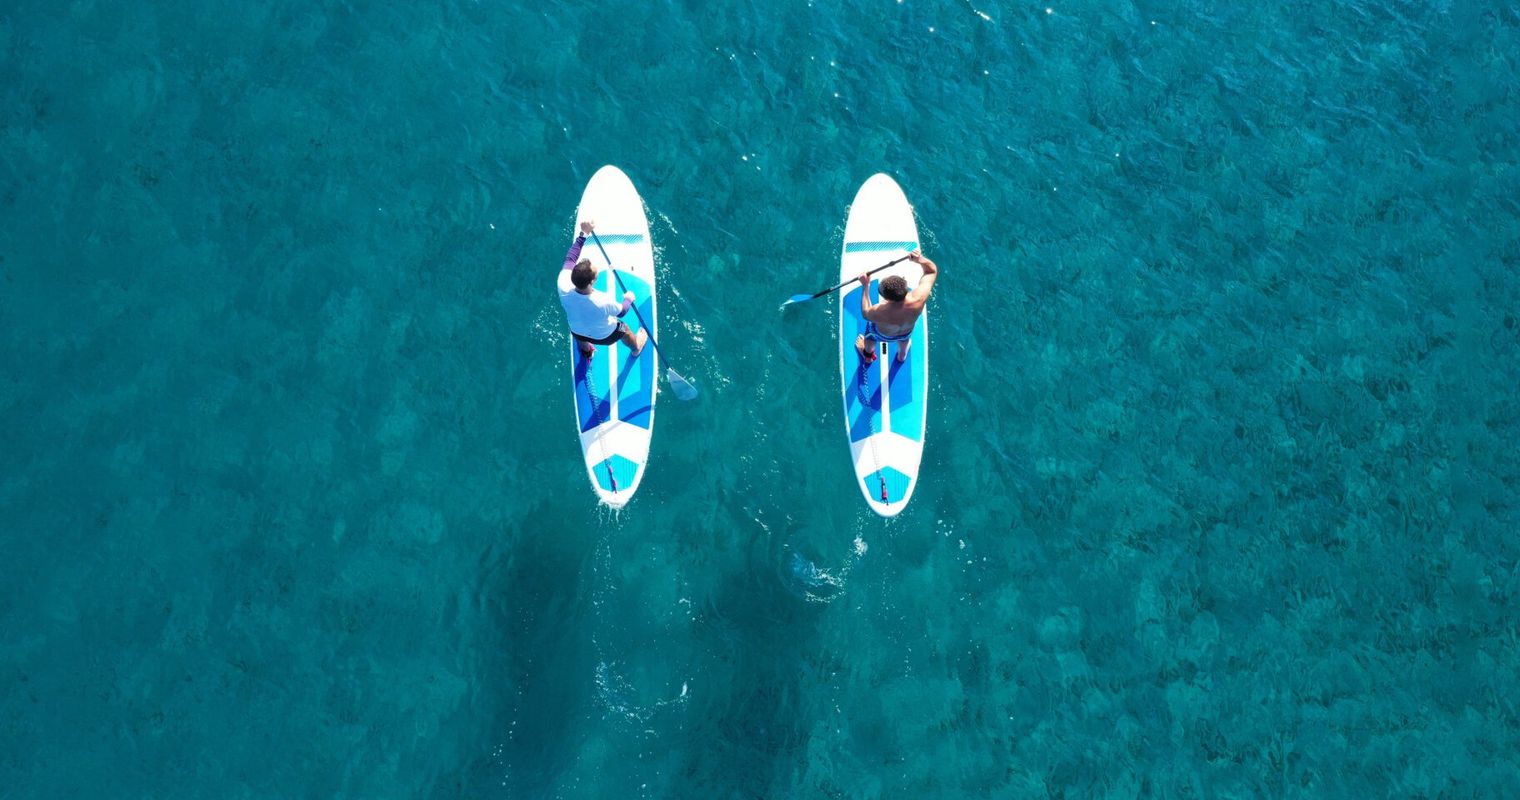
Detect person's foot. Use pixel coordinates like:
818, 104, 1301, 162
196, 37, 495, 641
896, 338, 911, 363
855, 334, 877, 364
630, 329, 648, 356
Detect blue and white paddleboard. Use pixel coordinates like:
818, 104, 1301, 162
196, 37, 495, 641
569, 165, 657, 508
839, 174, 927, 517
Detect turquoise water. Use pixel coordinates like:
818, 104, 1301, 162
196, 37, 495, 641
3, 0, 1518, 796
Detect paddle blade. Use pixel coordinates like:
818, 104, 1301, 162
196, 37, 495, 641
667, 369, 698, 401
779, 294, 814, 309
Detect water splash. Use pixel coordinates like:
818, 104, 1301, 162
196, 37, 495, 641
593, 661, 690, 725
781, 541, 869, 604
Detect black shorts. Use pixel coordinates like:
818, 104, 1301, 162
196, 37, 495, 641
572, 321, 632, 346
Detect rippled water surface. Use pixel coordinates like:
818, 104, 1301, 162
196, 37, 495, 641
3, 1, 1518, 797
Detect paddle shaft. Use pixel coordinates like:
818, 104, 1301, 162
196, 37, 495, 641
590, 231, 667, 362
808, 254, 912, 300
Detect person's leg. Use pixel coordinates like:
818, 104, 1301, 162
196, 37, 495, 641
621, 326, 648, 355
855, 334, 876, 362
895, 336, 910, 363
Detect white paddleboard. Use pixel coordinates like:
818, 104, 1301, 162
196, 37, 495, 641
568, 165, 657, 508
838, 174, 927, 517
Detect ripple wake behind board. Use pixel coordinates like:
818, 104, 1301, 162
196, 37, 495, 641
569, 166, 657, 508
839, 174, 927, 517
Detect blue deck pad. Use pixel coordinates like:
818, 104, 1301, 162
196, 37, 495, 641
592, 454, 639, 492
886, 318, 926, 442
844, 240, 919, 254
611, 272, 654, 429
861, 465, 911, 505
842, 285, 883, 443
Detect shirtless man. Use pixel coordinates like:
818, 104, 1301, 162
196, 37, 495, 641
558, 220, 647, 359
855, 249, 938, 364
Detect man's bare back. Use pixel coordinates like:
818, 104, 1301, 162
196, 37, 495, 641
856, 250, 939, 363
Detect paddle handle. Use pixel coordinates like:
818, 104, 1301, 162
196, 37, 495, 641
810, 254, 912, 300
590, 231, 665, 361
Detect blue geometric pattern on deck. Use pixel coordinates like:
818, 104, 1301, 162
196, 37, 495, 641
842, 285, 883, 443
592, 453, 639, 492
886, 317, 927, 442
573, 351, 612, 433
863, 465, 911, 505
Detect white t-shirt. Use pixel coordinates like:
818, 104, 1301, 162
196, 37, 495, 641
558, 270, 623, 338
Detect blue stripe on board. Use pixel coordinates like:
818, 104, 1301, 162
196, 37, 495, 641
594, 233, 646, 245
573, 354, 612, 433
614, 272, 655, 430
842, 285, 882, 443
887, 318, 926, 442
844, 240, 917, 253
848, 360, 883, 442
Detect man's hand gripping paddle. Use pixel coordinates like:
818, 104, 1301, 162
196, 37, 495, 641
779, 254, 913, 309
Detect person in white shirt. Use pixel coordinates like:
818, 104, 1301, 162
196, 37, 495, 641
557, 220, 647, 359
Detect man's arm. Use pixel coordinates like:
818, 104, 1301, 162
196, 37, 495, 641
907, 250, 938, 305
857, 273, 877, 319
562, 220, 594, 271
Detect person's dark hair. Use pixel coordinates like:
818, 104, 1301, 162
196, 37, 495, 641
571, 259, 595, 289
880, 275, 909, 302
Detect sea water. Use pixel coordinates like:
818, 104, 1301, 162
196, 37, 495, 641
2, 1, 1518, 797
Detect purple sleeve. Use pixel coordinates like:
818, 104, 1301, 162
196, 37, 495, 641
562, 235, 586, 271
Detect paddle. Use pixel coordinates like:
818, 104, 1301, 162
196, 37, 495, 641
779, 254, 913, 309
590, 231, 699, 401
